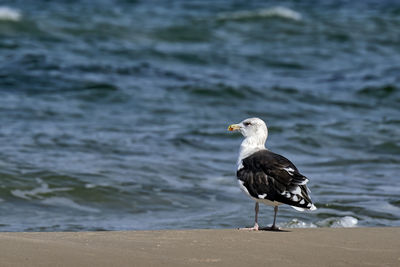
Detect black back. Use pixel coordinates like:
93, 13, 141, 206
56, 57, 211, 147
237, 150, 313, 209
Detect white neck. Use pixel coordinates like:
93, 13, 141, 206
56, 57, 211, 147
237, 135, 266, 169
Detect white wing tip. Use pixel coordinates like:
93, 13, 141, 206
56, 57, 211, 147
300, 178, 309, 185
291, 206, 305, 211
292, 203, 317, 212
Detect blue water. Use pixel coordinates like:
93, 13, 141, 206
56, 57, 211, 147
0, 0, 399, 231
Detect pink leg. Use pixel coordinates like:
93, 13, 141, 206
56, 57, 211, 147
239, 202, 259, 231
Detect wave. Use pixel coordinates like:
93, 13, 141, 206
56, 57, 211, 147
10, 178, 100, 213
283, 216, 358, 228
217, 7, 302, 22
11, 178, 71, 200
284, 218, 317, 228
41, 197, 100, 213
0, 6, 21, 21
316, 216, 358, 228
178, 83, 264, 99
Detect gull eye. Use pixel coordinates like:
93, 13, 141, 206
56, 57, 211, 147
243, 122, 251, 126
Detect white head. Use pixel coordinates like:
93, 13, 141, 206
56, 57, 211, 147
228, 117, 268, 144
228, 117, 268, 168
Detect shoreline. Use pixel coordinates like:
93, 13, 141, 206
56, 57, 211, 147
0, 227, 399, 267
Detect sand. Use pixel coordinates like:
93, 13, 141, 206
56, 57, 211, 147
0, 228, 399, 267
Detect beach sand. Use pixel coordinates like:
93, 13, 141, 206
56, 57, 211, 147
0, 228, 399, 267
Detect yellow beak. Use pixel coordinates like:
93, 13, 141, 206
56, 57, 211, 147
228, 124, 240, 131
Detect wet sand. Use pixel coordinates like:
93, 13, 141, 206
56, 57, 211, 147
0, 228, 399, 267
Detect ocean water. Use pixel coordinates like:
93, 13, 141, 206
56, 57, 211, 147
0, 0, 399, 231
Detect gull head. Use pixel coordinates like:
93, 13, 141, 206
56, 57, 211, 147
228, 117, 268, 140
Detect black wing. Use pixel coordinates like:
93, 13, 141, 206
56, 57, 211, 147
237, 150, 314, 209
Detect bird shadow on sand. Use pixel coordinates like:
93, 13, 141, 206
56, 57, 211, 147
237, 227, 291, 232
259, 227, 290, 232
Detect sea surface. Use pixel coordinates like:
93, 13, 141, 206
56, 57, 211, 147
0, 0, 399, 231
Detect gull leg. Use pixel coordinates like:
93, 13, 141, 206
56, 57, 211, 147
239, 202, 259, 231
270, 206, 280, 231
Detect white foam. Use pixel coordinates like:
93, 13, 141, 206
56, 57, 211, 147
85, 183, 97, 189
332, 216, 358, 228
317, 216, 358, 228
217, 7, 302, 22
0, 7, 21, 21
283, 218, 317, 228
281, 216, 358, 229
11, 178, 71, 200
10, 179, 98, 213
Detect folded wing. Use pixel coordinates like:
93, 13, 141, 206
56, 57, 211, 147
237, 150, 316, 210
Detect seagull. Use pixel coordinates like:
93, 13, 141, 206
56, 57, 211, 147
228, 117, 316, 231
